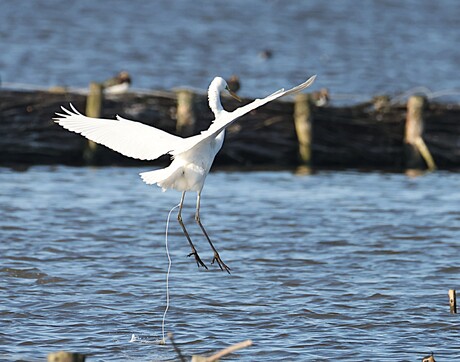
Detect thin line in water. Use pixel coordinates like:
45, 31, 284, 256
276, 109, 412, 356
161, 203, 180, 345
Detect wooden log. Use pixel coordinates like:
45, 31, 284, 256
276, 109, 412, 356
205, 339, 252, 362
191, 339, 253, 362
84, 82, 103, 163
175, 89, 196, 136
449, 289, 457, 314
47, 351, 86, 362
405, 95, 436, 170
293, 93, 312, 164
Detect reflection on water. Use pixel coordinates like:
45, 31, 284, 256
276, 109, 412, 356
1, 166, 459, 360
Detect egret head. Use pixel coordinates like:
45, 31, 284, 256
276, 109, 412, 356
208, 77, 242, 116
211, 77, 242, 102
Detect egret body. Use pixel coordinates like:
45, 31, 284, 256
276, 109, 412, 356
55, 75, 316, 273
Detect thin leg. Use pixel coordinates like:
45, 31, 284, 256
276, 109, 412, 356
195, 192, 231, 274
178, 191, 207, 270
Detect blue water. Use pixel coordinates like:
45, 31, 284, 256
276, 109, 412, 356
2, 1, 460, 360
1, 166, 459, 360
1, 0, 460, 102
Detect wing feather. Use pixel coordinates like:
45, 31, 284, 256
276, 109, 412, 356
171, 75, 316, 156
54, 104, 182, 161
218, 75, 316, 131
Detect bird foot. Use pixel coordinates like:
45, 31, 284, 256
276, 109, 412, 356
188, 251, 208, 270
212, 252, 231, 274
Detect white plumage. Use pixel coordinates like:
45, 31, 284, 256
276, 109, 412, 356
54, 75, 316, 272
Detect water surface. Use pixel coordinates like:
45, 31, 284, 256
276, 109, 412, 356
1, 0, 460, 102
1, 167, 459, 360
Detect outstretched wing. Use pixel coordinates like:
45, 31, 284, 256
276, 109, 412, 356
218, 74, 317, 129
172, 75, 316, 156
54, 104, 182, 161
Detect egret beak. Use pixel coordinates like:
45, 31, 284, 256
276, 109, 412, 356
226, 86, 242, 102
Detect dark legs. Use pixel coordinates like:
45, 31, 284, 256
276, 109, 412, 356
177, 191, 207, 270
177, 191, 230, 273
195, 192, 231, 274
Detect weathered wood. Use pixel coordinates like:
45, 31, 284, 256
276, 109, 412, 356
47, 351, 86, 362
86, 83, 103, 118
405, 96, 424, 144
312, 104, 405, 169
175, 89, 196, 136
422, 352, 436, 362
405, 95, 425, 169
449, 289, 457, 314
414, 137, 436, 171
191, 339, 253, 362
83, 83, 103, 163
1, 88, 460, 169
294, 93, 312, 164
205, 339, 252, 362
405, 95, 436, 170
0, 90, 87, 165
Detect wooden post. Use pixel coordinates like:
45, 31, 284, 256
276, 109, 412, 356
404, 95, 436, 171
294, 93, 312, 165
47, 351, 86, 362
175, 89, 196, 137
422, 352, 436, 362
86, 82, 103, 118
449, 289, 457, 314
84, 82, 103, 163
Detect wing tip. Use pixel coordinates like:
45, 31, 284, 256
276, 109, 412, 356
69, 103, 82, 115
56, 103, 82, 118
306, 74, 317, 86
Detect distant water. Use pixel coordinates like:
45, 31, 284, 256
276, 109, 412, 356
1, 166, 459, 360
1, 0, 460, 102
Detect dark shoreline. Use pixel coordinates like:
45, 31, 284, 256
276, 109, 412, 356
1, 88, 459, 170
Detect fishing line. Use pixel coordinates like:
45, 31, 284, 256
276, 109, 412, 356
161, 202, 180, 345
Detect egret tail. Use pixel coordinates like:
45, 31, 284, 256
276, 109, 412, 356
140, 166, 184, 191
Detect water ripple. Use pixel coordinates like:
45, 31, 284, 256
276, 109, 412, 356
1, 167, 459, 360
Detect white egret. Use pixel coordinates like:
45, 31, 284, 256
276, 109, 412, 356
54, 75, 316, 273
